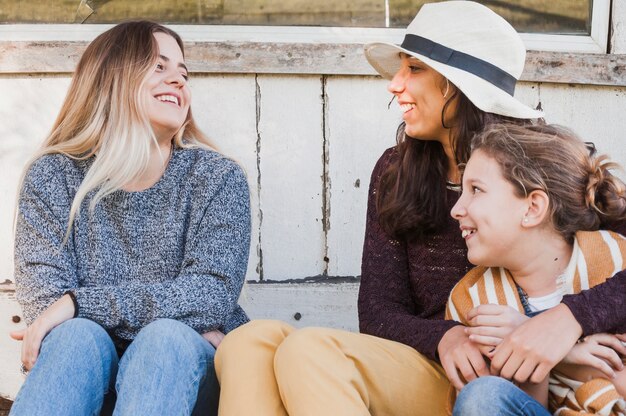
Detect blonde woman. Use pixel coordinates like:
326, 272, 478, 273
9, 21, 250, 416
448, 123, 626, 415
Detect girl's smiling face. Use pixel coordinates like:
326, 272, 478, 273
451, 149, 530, 267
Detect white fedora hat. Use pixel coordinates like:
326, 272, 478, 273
364, 1, 543, 119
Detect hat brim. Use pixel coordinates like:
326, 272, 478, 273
364, 42, 544, 120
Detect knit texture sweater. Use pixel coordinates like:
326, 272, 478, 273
446, 230, 626, 415
15, 146, 251, 343
358, 147, 626, 362
358, 147, 472, 361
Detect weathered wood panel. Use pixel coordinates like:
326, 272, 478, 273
257, 75, 326, 280
324, 76, 398, 276
523, 51, 626, 86
613, 0, 626, 54
513, 81, 542, 113
190, 75, 261, 280
1, 41, 625, 87
538, 83, 626, 168
0, 76, 72, 280
0, 282, 26, 402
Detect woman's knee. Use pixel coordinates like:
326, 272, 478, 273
28, 318, 117, 398
274, 327, 335, 369
132, 318, 211, 362
42, 318, 116, 363
216, 320, 293, 363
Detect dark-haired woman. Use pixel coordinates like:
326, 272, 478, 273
214, 2, 626, 415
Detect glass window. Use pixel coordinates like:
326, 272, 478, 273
1, 0, 592, 35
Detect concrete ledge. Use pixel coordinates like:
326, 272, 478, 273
241, 280, 359, 331
0, 279, 359, 400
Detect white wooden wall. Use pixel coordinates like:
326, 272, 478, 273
2, 77, 626, 284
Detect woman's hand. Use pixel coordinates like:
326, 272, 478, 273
10, 294, 75, 371
202, 329, 225, 348
490, 304, 583, 384
465, 304, 528, 348
438, 325, 490, 390
560, 333, 626, 378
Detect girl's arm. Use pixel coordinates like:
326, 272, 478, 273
555, 333, 626, 381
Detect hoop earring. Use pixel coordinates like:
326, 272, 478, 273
443, 79, 450, 99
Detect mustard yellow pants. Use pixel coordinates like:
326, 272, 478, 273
215, 319, 450, 416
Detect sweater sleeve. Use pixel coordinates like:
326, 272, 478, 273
562, 271, 626, 335
14, 157, 80, 325
561, 221, 626, 335
358, 148, 460, 362
71, 164, 251, 334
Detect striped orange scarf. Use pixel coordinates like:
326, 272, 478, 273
446, 230, 626, 415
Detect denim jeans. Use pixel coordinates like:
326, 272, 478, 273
10, 318, 219, 416
453, 376, 551, 416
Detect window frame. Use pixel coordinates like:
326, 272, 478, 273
0, 0, 611, 53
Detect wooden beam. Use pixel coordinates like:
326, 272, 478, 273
1, 40, 625, 86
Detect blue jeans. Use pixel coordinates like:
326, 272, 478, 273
453, 376, 551, 416
10, 318, 219, 416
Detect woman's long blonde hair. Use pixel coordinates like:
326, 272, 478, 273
21, 21, 214, 236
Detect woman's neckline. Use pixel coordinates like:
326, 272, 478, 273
121, 144, 177, 195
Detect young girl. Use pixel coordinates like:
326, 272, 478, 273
9, 21, 250, 416
448, 123, 626, 415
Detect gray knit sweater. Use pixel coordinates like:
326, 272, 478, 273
15, 146, 250, 342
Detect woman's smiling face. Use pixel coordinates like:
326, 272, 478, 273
145, 32, 191, 142
387, 54, 456, 144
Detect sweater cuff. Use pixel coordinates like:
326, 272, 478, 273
561, 294, 595, 336
64, 290, 79, 318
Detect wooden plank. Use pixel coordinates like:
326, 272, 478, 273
0, 77, 72, 279
613, 0, 626, 54
256, 75, 326, 280
189, 75, 261, 280
1, 41, 625, 86
538, 83, 626, 171
513, 81, 542, 114
324, 75, 399, 276
523, 51, 626, 86
0, 282, 26, 402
